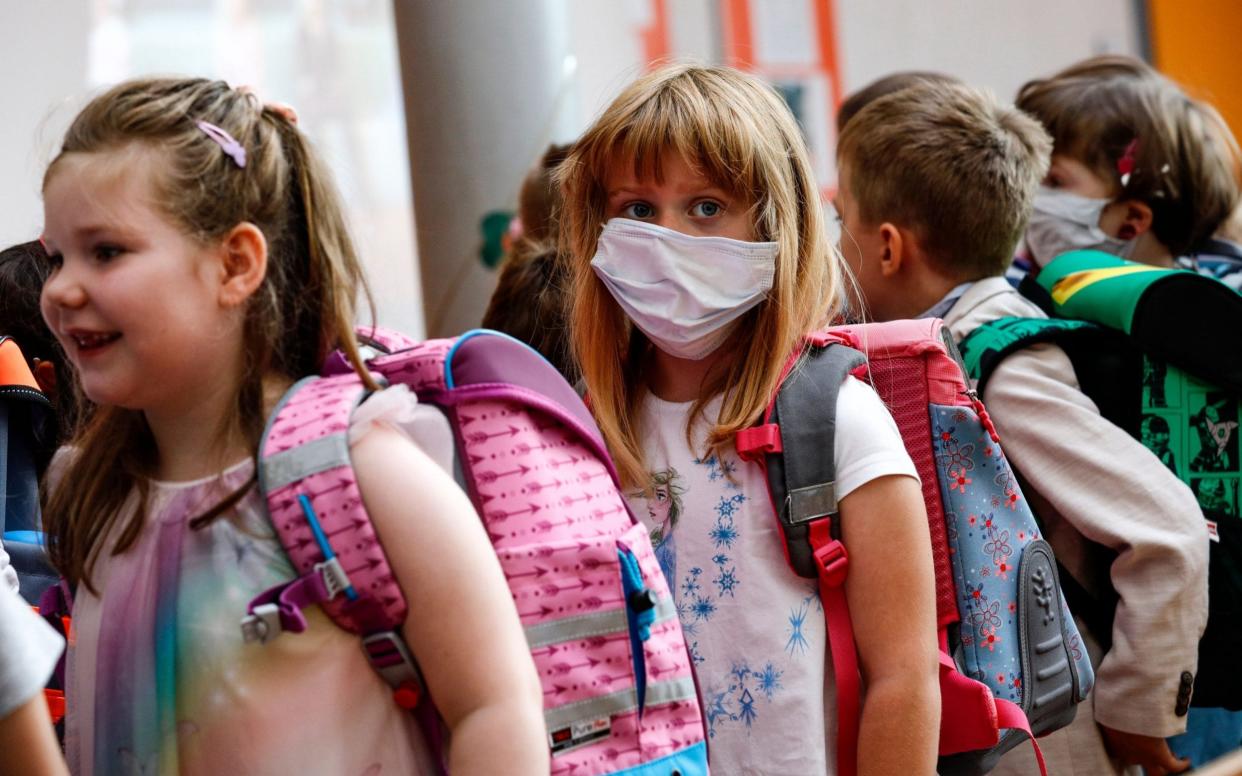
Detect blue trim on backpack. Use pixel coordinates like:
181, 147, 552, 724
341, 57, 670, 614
443, 328, 559, 389
298, 493, 359, 601
3, 530, 44, 545
608, 741, 708, 776
618, 548, 652, 713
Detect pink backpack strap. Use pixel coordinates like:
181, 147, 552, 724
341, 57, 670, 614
938, 651, 1047, 774
243, 374, 426, 711
357, 325, 420, 354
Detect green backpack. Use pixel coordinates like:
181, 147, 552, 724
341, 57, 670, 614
959, 249, 1242, 711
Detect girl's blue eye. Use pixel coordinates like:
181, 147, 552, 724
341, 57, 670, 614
691, 200, 722, 218
622, 202, 655, 219
94, 245, 123, 262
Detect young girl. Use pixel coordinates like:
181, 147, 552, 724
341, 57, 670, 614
558, 64, 940, 774
38, 78, 546, 775
1016, 55, 1241, 286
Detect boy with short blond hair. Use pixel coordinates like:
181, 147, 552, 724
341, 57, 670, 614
836, 78, 1209, 776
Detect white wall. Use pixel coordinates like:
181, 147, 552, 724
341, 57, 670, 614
2, 1, 1144, 340
835, 0, 1140, 109
0, 2, 89, 248
0, 0, 422, 336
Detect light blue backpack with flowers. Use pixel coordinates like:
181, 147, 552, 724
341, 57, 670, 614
735, 318, 1095, 776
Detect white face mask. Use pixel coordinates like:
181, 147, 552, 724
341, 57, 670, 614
590, 218, 778, 361
1025, 187, 1133, 267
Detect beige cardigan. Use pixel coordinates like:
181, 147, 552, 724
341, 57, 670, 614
944, 277, 1209, 738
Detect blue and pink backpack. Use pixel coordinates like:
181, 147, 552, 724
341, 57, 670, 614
736, 318, 1094, 776
242, 328, 708, 775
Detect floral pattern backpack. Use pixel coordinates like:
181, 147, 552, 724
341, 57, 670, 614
735, 318, 1094, 776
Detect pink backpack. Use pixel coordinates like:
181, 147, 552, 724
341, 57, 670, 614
735, 319, 1094, 776
241, 328, 707, 775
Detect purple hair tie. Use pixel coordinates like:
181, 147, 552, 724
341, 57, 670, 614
196, 120, 247, 168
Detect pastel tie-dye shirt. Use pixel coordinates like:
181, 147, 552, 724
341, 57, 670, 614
59, 391, 438, 775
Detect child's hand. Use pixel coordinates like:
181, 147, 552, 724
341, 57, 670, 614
1100, 725, 1191, 775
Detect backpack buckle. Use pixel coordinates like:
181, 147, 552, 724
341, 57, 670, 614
813, 539, 849, 588
240, 603, 283, 644
362, 631, 425, 710
736, 424, 782, 462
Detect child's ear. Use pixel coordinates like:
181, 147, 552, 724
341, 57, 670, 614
1116, 200, 1154, 241
877, 223, 905, 278
218, 222, 268, 307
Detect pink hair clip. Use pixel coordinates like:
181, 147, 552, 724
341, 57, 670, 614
1117, 137, 1139, 187
196, 120, 247, 168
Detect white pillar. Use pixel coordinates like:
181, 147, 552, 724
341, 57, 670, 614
393, 0, 575, 338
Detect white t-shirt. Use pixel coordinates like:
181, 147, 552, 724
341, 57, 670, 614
0, 545, 64, 720
626, 376, 917, 775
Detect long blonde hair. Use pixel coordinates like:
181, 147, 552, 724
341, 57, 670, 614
559, 64, 842, 488
42, 78, 375, 591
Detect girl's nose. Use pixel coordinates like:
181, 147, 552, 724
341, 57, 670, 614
41, 264, 87, 311
654, 212, 682, 232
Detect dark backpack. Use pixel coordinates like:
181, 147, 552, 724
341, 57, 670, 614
0, 336, 58, 603
1, 336, 66, 726
959, 249, 1242, 711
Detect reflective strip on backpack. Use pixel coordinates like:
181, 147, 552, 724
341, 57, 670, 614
523, 594, 676, 649
261, 433, 351, 492
543, 676, 698, 731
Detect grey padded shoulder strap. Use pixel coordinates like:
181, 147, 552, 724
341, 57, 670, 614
763, 343, 868, 578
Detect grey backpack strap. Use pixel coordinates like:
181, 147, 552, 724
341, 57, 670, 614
745, 343, 867, 578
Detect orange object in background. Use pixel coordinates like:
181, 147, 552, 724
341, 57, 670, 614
30, 606, 70, 724
45, 689, 65, 724
1148, 0, 1242, 144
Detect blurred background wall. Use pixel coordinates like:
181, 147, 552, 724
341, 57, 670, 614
0, 0, 1234, 338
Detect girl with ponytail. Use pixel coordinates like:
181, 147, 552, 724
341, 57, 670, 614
39, 77, 545, 775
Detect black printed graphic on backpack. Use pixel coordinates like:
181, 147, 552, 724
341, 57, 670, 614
1143, 357, 1176, 409
1187, 392, 1239, 474
1191, 477, 1239, 518
1141, 413, 1182, 478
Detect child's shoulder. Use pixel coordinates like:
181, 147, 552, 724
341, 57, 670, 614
945, 276, 1048, 338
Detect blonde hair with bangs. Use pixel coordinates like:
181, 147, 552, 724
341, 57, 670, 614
559, 64, 841, 488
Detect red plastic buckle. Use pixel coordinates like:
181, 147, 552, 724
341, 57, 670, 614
736, 424, 782, 462
393, 679, 422, 710
45, 689, 65, 723
813, 539, 849, 587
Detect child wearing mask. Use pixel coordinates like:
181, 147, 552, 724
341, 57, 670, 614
835, 77, 1209, 776
1016, 56, 1241, 287
559, 63, 941, 775
1019, 56, 1242, 767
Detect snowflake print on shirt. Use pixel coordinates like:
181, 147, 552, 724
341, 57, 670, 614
697, 454, 740, 489
701, 660, 788, 738
785, 587, 820, 656
624, 384, 921, 770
